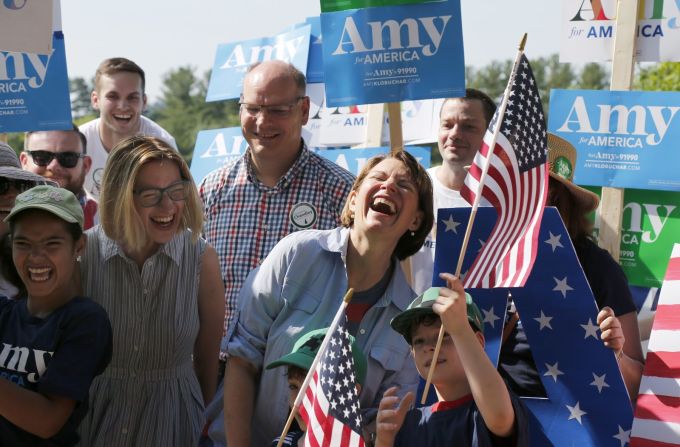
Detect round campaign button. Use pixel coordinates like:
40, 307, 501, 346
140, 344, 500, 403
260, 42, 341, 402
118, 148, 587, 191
290, 202, 318, 229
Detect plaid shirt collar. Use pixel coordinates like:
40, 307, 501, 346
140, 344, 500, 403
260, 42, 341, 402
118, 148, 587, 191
100, 227, 185, 267
244, 139, 310, 192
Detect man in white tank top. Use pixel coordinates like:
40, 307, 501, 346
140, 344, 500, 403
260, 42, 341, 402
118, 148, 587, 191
79, 58, 177, 199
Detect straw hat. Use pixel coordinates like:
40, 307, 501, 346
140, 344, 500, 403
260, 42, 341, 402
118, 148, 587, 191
0, 142, 51, 184
547, 133, 600, 212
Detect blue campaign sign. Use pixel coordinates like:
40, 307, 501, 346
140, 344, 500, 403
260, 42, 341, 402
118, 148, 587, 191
315, 146, 430, 175
0, 31, 72, 132
189, 127, 248, 185
548, 89, 680, 192
434, 207, 634, 446
320, 0, 465, 107
304, 17, 324, 84
206, 25, 311, 102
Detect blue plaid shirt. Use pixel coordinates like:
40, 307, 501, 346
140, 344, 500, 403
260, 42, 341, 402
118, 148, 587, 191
199, 142, 355, 353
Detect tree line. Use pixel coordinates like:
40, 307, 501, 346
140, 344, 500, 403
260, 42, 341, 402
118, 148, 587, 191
5, 57, 679, 165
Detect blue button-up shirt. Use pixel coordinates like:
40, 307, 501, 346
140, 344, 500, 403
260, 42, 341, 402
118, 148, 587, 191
227, 226, 419, 446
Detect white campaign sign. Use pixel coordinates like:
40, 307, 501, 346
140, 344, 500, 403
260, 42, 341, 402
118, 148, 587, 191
560, 0, 680, 62
304, 83, 441, 147
0, 0, 54, 54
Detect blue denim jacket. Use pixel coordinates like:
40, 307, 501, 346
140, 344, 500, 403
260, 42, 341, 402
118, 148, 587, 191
225, 227, 419, 446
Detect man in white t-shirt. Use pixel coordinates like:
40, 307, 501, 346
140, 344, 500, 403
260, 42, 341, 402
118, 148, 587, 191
408, 89, 497, 294
79, 58, 177, 199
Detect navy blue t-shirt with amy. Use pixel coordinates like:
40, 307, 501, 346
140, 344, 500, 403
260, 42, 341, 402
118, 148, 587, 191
395, 392, 529, 447
0, 296, 112, 447
498, 238, 637, 397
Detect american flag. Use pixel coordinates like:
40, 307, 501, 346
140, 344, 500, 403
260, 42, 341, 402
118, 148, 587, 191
433, 206, 634, 445
631, 244, 680, 446
299, 317, 365, 447
460, 54, 548, 288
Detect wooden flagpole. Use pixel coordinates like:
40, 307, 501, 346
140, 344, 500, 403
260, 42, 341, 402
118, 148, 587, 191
420, 34, 529, 405
597, 0, 639, 261
386, 102, 403, 154
275, 289, 354, 447
355, 103, 384, 149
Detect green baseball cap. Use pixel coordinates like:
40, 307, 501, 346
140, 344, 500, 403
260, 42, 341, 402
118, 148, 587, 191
266, 328, 368, 386
390, 287, 484, 344
4, 185, 84, 230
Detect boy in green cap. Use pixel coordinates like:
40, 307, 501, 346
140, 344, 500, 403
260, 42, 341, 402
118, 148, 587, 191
266, 328, 367, 447
376, 273, 528, 447
0, 185, 112, 446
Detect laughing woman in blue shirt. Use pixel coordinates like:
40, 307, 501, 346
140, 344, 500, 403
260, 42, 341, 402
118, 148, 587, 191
221, 151, 434, 446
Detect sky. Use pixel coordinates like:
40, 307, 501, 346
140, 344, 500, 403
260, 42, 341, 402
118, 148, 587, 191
60, 0, 563, 103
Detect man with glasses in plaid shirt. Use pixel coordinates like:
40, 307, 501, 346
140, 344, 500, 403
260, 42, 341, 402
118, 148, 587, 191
20, 125, 99, 230
199, 60, 355, 446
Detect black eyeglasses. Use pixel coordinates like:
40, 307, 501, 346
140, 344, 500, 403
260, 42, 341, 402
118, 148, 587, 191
25, 150, 86, 168
133, 180, 190, 208
0, 177, 34, 195
238, 96, 306, 118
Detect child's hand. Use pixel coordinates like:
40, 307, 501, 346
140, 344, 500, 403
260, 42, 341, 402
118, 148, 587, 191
597, 306, 625, 358
433, 273, 470, 337
375, 387, 414, 447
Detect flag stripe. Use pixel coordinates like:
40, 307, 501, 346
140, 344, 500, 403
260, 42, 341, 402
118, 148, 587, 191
657, 281, 680, 305
641, 352, 680, 378
630, 419, 680, 445
664, 257, 680, 280
648, 334, 680, 354
649, 305, 680, 330
631, 436, 680, 447
632, 245, 680, 445
636, 394, 680, 423
639, 376, 680, 398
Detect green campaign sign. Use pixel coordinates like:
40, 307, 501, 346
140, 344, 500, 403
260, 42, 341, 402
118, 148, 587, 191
587, 186, 680, 288
320, 0, 442, 13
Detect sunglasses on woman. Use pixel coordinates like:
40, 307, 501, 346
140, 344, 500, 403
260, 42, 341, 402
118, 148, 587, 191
25, 150, 86, 168
0, 177, 34, 195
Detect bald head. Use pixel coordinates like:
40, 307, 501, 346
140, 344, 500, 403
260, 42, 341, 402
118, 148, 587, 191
243, 61, 306, 99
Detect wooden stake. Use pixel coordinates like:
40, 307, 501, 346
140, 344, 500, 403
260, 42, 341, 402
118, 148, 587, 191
356, 104, 384, 148
386, 102, 403, 154
598, 0, 639, 261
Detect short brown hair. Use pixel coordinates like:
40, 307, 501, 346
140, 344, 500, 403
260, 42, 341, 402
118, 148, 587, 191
441, 88, 497, 127
24, 123, 87, 154
99, 136, 203, 251
94, 57, 146, 94
340, 151, 433, 260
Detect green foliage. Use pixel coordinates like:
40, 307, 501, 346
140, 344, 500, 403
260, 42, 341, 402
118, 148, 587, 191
467, 53, 610, 117
577, 63, 609, 90
150, 66, 239, 163
637, 62, 680, 91
70, 77, 94, 119
58, 54, 613, 166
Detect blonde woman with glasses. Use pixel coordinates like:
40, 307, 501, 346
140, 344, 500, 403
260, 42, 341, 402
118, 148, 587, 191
77, 136, 224, 446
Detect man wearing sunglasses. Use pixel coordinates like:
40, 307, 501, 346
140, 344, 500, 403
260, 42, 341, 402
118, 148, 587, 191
20, 125, 99, 230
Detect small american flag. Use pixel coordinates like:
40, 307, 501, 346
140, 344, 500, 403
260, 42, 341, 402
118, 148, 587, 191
299, 317, 365, 447
631, 244, 680, 446
460, 53, 548, 288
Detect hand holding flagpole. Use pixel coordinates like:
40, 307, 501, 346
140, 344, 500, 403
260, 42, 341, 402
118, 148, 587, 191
420, 34, 531, 405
